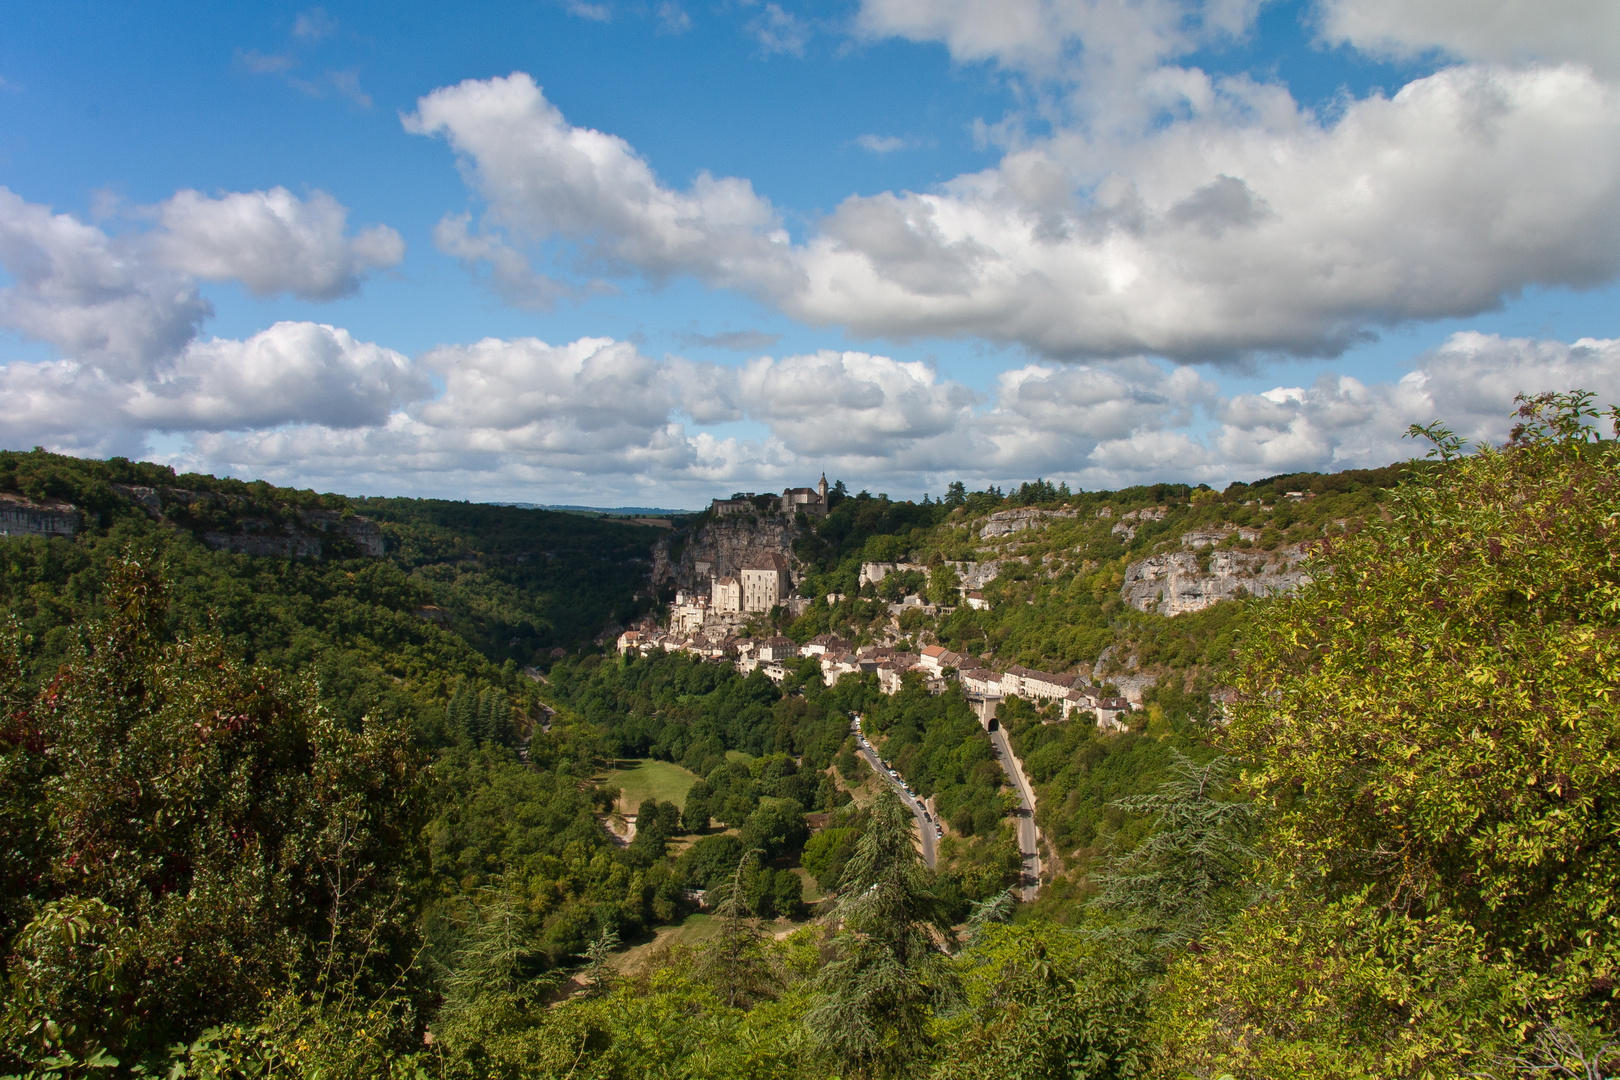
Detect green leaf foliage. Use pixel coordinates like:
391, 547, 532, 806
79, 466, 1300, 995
1159, 392, 1620, 1076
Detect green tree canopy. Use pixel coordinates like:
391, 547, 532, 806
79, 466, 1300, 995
1159, 392, 1620, 1077
806, 788, 958, 1078
0, 558, 428, 1069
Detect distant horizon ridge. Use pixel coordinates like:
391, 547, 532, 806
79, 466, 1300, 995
496, 502, 701, 516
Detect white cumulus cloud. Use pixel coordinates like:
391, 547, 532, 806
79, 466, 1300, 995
125, 321, 429, 432
736, 350, 977, 458
0, 187, 211, 377
853, 0, 1261, 92
0, 321, 428, 451
403, 73, 795, 293
408, 64, 1620, 364
1212, 332, 1620, 475
18, 322, 1611, 505
794, 64, 1620, 361
1315, 0, 1620, 78
0, 186, 416, 447
147, 187, 403, 300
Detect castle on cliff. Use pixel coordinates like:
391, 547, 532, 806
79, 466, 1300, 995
709, 474, 830, 519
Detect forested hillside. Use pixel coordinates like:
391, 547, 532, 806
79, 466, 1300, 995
1, 394, 1617, 1078
0, 448, 658, 698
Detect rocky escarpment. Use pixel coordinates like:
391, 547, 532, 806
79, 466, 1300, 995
1107, 505, 1167, 543
859, 559, 1001, 592
0, 493, 82, 538
652, 515, 804, 592
201, 508, 384, 559
977, 507, 1079, 538
113, 484, 384, 559
953, 560, 1002, 590
1121, 530, 1311, 616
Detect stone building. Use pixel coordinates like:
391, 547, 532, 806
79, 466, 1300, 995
711, 495, 759, 516
711, 576, 742, 613
781, 474, 831, 518
708, 475, 830, 519
741, 552, 791, 612
671, 590, 709, 633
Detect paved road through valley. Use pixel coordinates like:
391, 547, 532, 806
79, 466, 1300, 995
987, 719, 1042, 901
849, 715, 937, 869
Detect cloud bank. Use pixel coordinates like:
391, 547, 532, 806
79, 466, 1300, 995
407, 64, 1620, 363
6, 1, 1619, 504
0, 187, 412, 455
147, 187, 403, 300
14, 325, 1598, 504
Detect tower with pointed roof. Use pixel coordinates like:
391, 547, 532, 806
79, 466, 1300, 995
778, 476, 831, 518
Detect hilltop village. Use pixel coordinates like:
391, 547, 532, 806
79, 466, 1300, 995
612, 473, 1330, 730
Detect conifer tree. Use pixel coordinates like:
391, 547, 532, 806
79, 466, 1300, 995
441, 884, 557, 1016
579, 924, 620, 999
806, 788, 959, 1078
1090, 752, 1261, 955
449, 679, 476, 743
694, 850, 779, 1008
475, 687, 494, 745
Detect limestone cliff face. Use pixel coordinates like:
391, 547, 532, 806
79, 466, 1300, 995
1121, 532, 1311, 616
976, 507, 1078, 538
112, 485, 384, 559
200, 510, 384, 559
951, 560, 1002, 591
653, 515, 805, 593
0, 493, 81, 538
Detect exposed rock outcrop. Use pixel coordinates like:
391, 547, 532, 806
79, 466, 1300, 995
977, 507, 1078, 538
299, 509, 386, 557
857, 559, 1000, 592
952, 560, 1002, 591
111, 484, 383, 558
0, 493, 81, 538
860, 561, 926, 586
1091, 647, 1156, 706
653, 516, 804, 593
1121, 532, 1312, 616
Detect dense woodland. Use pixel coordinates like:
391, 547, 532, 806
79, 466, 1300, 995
0, 393, 1617, 1077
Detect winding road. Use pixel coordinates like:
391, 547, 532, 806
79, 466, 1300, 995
849, 715, 937, 869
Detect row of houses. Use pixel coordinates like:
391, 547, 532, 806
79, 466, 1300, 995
614, 627, 1134, 730
957, 664, 1133, 730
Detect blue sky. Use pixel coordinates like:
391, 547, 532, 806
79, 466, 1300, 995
1, 0, 1617, 506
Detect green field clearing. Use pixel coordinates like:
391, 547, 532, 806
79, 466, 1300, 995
724, 749, 752, 764
611, 910, 810, 975
792, 866, 824, 904
596, 758, 701, 810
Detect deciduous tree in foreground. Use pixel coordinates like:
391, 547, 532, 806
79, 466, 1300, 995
1157, 392, 1620, 1078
